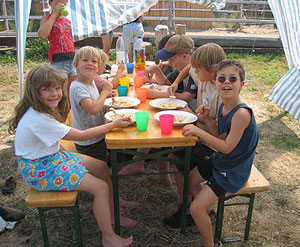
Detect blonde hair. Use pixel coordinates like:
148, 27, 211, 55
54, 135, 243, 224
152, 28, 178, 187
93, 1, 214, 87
97, 48, 109, 66
8, 65, 70, 134
191, 43, 226, 71
73, 46, 102, 67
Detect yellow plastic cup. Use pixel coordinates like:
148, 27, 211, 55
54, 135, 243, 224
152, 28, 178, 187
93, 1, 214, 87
120, 78, 130, 87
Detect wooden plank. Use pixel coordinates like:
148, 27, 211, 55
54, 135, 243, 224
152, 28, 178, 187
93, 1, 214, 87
26, 188, 78, 207
227, 165, 270, 196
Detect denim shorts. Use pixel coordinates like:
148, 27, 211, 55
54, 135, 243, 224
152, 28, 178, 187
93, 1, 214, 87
50, 59, 77, 78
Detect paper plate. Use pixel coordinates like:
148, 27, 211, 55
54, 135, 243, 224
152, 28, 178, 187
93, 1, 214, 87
154, 110, 197, 126
104, 97, 140, 109
149, 98, 187, 110
141, 84, 169, 92
104, 109, 141, 123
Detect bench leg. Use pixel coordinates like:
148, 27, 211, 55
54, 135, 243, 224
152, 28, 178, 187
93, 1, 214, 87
214, 193, 225, 242
73, 200, 83, 247
38, 208, 50, 247
244, 193, 255, 240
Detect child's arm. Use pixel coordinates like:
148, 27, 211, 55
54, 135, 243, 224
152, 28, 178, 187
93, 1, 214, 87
63, 117, 131, 141
147, 89, 171, 99
145, 65, 170, 85
80, 81, 112, 115
111, 62, 125, 88
168, 64, 191, 94
183, 108, 251, 154
38, 3, 63, 40
174, 91, 195, 104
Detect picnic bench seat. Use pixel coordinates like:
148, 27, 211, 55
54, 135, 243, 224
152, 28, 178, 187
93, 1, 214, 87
25, 137, 81, 247
214, 165, 270, 243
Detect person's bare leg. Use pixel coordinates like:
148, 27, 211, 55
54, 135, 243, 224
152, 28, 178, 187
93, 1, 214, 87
118, 148, 149, 175
149, 160, 172, 185
82, 155, 138, 227
102, 34, 113, 55
190, 185, 218, 247
75, 173, 133, 247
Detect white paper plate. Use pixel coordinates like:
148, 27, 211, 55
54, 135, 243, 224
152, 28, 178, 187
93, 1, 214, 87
149, 98, 187, 110
141, 84, 169, 92
104, 97, 140, 109
154, 110, 197, 126
104, 109, 141, 123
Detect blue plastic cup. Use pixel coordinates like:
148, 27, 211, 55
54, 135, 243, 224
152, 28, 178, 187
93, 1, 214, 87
126, 63, 134, 74
117, 86, 128, 96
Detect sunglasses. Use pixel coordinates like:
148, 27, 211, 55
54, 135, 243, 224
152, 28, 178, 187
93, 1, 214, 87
217, 76, 239, 83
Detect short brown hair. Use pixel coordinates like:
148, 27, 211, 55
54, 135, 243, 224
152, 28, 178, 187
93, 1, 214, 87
214, 59, 245, 81
191, 43, 226, 71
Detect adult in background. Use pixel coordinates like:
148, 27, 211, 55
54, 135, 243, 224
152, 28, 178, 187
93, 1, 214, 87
122, 15, 144, 63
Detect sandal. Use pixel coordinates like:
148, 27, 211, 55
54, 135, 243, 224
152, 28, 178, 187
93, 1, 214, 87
1, 176, 16, 195
0, 206, 25, 222
209, 209, 217, 224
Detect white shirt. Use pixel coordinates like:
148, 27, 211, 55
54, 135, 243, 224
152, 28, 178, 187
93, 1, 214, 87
15, 107, 71, 160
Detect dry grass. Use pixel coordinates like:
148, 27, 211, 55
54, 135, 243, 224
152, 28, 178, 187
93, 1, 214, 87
0, 54, 300, 247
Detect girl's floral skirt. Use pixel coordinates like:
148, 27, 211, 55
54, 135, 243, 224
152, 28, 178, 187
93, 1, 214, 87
18, 151, 88, 191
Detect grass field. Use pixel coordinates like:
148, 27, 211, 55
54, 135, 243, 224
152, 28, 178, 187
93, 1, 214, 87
0, 53, 300, 247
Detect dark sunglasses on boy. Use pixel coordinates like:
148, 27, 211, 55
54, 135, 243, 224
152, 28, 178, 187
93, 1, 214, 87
217, 76, 239, 83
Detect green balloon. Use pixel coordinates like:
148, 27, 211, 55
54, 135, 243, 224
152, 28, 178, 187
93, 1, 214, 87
59, 8, 68, 17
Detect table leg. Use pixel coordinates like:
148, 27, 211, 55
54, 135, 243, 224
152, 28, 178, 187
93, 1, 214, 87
111, 149, 120, 235
180, 146, 191, 233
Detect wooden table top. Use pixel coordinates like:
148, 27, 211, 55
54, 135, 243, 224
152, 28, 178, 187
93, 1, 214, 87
105, 85, 198, 149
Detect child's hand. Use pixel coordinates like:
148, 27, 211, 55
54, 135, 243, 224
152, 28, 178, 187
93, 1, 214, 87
102, 80, 113, 95
168, 83, 178, 95
182, 124, 200, 137
113, 117, 132, 128
52, 3, 65, 17
145, 65, 158, 81
158, 61, 169, 70
118, 62, 125, 73
195, 104, 210, 123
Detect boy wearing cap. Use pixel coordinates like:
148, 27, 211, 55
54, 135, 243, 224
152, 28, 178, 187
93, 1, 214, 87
145, 34, 197, 110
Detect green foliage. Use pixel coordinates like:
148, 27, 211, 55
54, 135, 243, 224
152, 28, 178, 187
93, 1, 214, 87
26, 38, 49, 61
27, 20, 40, 32
109, 52, 116, 62
0, 50, 17, 64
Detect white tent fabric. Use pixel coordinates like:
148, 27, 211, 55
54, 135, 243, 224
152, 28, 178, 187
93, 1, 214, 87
15, 0, 32, 98
69, 0, 158, 41
268, 0, 300, 121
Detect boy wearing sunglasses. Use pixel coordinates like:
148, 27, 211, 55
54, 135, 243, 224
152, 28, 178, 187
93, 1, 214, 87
163, 43, 226, 230
182, 59, 259, 247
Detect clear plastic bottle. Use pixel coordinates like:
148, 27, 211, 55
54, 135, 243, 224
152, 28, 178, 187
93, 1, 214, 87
116, 34, 125, 64
134, 35, 146, 71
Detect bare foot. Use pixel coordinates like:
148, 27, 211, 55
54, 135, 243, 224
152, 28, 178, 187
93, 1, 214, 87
118, 164, 144, 175
102, 235, 133, 247
120, 198, 140, 207
112, 215, 137, 227
148, 173, 172, 186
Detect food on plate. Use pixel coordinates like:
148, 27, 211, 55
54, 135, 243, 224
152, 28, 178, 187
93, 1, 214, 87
157, 101, 179, 109
173, 115, 195, 123
109, 99, 133, 107
150, 85, 168, 92
110, 113, 136, 122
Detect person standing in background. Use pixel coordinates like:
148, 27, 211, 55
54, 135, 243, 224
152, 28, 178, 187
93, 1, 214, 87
122, 15, 144, 63
101, 31, 113, 56
38, 0, 76, 91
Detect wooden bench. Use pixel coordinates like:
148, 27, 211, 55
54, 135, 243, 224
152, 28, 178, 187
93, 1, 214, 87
214, 165, 270, 243
25, 135, 81, 247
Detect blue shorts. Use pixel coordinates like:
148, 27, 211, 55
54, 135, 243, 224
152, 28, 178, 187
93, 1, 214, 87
18, 151, 88, 191
50, 59, 77, 78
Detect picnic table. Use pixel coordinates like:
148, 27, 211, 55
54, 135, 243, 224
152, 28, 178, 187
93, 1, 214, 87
105, 79, 198, 235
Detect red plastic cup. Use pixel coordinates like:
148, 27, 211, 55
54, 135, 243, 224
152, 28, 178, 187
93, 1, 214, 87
159, 114, 174, 135
134, 76, 143, 89
136, 88, 148, 103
